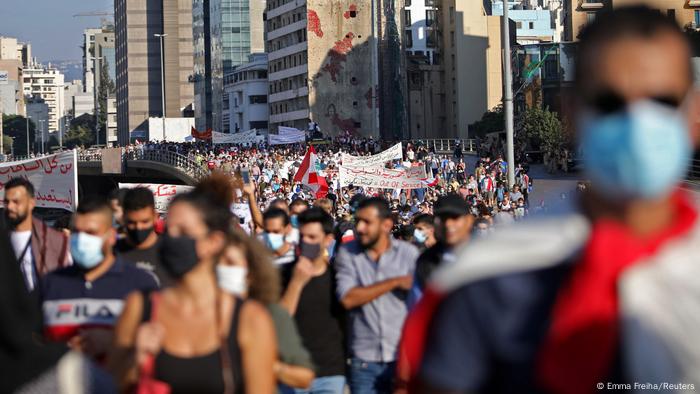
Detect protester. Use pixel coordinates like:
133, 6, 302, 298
409, 195, 474, 304
114, 187, 172, 287
218, 226, 315, 392
280, 208, 346, 394
411, 214, 436, 251
411, 7, 700, 393
109, 188, 127, 231
262, 208, 298, 270
3, 177, 71, 292
111, 174, 276, 393
335, 197, 418, 394
40, 196, 158, 360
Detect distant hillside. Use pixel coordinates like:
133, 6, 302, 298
47, 59, 83, 83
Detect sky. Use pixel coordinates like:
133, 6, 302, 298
0, 0, 113, 62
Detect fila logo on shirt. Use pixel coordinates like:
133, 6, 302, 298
43, 299, 125, 326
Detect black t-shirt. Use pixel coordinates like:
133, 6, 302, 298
289, 265, 346, 377
114, 237, 173, 288
415, 242, 449, 291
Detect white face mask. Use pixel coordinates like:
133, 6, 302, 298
216, 265, 248, 296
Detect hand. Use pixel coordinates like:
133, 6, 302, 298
292, 257, 315, 287
135, 322, 165, 365
242, 181, 256, 197
69, 328, 114, 358
395, 275, 413, 291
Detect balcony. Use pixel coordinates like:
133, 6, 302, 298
580, 0, 604, 10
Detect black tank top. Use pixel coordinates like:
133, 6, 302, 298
142, 293, 246, 394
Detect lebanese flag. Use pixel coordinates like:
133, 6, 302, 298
293, 145, 328, 198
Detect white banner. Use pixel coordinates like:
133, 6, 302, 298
269, 127, 305, 145
0, 150, 78, 211
339, 165, 428, 189
118, 183, 194, 213
341, 143, 403, 167
213, 129, 265, 145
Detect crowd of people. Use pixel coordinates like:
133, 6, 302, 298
3, 6, 700, 394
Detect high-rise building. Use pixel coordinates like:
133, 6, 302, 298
115, 0, 195, 145
405, 0, 511, 138
22, 64, 65, 134
265, 0, 405, 138
82, 28, 103, 95
193, 0, 266, 133
492, 1, 557, 44
224, 53, 269, 133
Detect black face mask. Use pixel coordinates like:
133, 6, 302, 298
127, 226, 153, 245
159, 233, 198, 278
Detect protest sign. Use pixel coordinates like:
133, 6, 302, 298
118, 183, 194, 213
232, 203, 253, 234
339, 165, 428, 189
269, 127, 306, 145
0, 150, 78, 211
341, 143, 403, 167
213, 129, 265, 145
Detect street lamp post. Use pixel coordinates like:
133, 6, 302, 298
503, 2, 516, 188
90, 56, 104, 146
26, 116, 30, 156
154, 33, 168, 141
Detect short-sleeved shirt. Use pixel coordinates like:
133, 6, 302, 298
115, 237, 172, 287
335, 238, 418, 362
41, 257, 159, 342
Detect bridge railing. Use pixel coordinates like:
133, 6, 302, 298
77, 148, 208, 181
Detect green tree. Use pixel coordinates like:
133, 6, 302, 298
64, 125, 94, 149
2, 135, 12, 155
2, 114, 36, 156
97, 59, 115, 145
520, 106, 570, 172
469, 105, 504, 138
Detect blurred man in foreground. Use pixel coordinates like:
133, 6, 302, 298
408, 7, 700, 393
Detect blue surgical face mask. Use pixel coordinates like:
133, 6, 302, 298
265, 232, 285, 251
579, 99, 691, 200
70, 232, 106, 269
413, 228, 428, 244
290, 215, 299, 228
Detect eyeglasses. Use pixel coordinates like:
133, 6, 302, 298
586, 90, 684, 114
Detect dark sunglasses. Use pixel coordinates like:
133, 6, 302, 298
586, 91, 683, 114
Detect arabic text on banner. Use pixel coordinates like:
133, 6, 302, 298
341, 143, 403, 167
339, 165, 428, 189
118, 183, 194, 213
0, 150, 78, 211
212, 129, 265, 145
269, 127, 305, 145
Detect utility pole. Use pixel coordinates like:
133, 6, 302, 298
370, 0, 380, 139
26, 116, 30, 156
503, 2, 515, 188
155, 33, 168, 141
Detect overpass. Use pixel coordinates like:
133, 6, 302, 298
77, 148, 207, 196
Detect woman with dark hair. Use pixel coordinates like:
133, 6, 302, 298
110, 174, 277, 393
217, 226, 315, 392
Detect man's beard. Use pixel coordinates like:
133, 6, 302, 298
359, 232, 380, 249
6, 210, 28, 228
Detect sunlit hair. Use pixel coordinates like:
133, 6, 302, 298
223, 225, 281, 304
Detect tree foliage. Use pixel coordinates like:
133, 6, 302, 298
64, 125, 94, 149
97, 59, 116, 145
2, 114, 36, 156
469, 105, 504, 138
518, 106, 570, 167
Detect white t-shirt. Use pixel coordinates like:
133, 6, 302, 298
11, 230, 34, 290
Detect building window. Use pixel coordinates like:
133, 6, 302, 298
516, 21, 523, 29
667, 9, 675, 21
405, 30, 413, 48
586, 12, 596, 23
529, 22, 534, 29
405, 10, 411, 25
250, 121, 268, 129
426, 10, 438, 27
405, 0, 411, 6
695, 10, 700, 26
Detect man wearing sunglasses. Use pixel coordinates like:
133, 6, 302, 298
398, 6, 700, 393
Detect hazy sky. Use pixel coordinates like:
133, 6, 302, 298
0, 0, 113, 62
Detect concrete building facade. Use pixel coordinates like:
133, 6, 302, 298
26, 97, 49, 152
193, 0, 266, 132
0, 59, 25, 116
224, 53, 269, 133
115, 0, 195, 146
266, 0, 401, 138
22, 65, 65, 133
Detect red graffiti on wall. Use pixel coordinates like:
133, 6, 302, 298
321, 33, 355, 82
331, 113, 359, 134
308, 10, 324, 37
343, 4, 358, 19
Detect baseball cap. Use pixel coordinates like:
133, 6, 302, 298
434, 194, 469, 218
